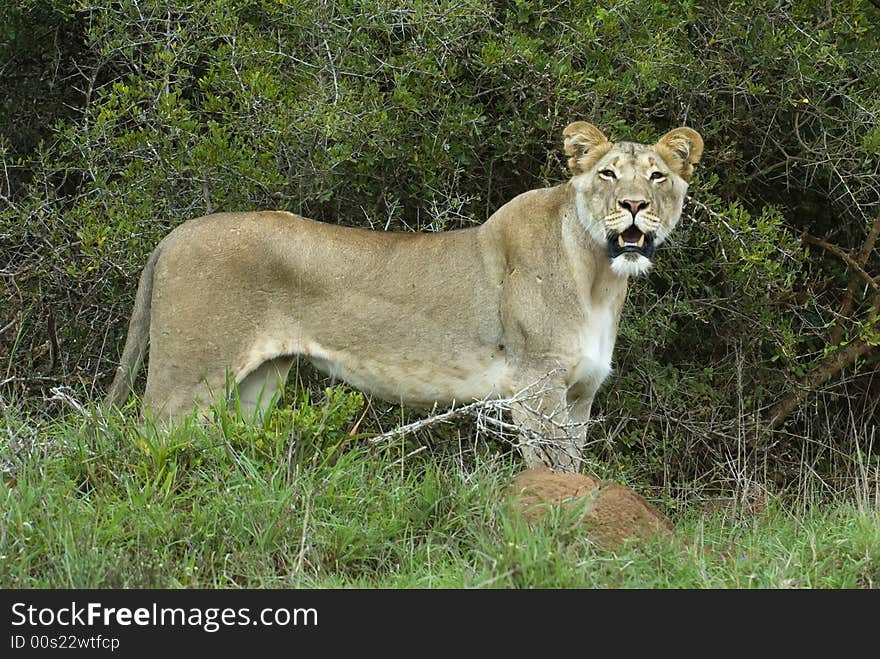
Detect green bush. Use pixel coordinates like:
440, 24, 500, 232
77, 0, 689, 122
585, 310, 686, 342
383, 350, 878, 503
2, 0, 878, 489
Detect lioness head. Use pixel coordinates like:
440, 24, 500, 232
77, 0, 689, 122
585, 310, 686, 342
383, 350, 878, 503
563, 122, 703, 277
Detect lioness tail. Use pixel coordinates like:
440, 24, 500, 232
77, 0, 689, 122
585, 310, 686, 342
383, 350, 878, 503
104, 246, 162, 409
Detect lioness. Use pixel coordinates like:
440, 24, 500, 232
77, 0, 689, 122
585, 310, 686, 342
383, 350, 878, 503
106, 121, 702, 471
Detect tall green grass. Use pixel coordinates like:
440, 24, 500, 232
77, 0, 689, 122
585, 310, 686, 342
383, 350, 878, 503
1, 388, 877, 588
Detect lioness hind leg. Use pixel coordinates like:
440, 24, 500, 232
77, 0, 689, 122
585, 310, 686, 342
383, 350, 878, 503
235, 355, 295, 421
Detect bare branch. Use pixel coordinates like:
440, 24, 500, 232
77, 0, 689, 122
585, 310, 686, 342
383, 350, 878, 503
769, 225, 880, 429
364, 368, 605, 472
368, 398, 499, 445
768, 338, 877, 430
801, 232, 879, 291
830, 212, 880, 345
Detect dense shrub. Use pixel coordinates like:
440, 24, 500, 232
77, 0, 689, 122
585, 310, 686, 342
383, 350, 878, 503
2, 0, 878, 488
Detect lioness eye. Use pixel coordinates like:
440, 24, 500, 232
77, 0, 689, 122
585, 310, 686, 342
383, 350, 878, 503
650, 171, 666, 181
599, 169, 616, 179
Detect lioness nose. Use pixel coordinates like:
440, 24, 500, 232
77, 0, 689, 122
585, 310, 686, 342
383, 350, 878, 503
620, 199, 649, 217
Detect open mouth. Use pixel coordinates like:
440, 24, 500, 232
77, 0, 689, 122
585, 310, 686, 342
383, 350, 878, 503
607, 225, 655, 260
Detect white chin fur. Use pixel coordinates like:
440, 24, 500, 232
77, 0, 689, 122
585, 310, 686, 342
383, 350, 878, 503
610, 254, 653, 278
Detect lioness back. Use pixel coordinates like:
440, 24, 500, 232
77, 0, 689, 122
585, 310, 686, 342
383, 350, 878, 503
142, 190, 564, 415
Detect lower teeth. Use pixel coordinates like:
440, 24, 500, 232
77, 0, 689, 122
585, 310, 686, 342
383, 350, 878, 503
616, 233, 646, 249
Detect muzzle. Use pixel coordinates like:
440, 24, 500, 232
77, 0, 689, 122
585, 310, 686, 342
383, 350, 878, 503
607, 225, 655, 260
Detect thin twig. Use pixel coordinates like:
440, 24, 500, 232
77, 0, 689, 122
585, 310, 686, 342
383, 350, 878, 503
368, 398, 504, 445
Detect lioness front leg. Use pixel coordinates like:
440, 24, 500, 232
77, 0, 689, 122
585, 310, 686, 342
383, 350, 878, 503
510, 378, 588, 472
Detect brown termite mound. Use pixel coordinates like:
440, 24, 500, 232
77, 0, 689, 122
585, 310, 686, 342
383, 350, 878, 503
507, 467, 674, 550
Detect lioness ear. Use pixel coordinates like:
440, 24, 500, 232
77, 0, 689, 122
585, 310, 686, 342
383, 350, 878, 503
563, 122, 611, 175
655, 127, 704, 180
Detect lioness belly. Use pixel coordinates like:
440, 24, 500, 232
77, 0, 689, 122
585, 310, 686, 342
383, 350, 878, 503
307, 347, 510, 406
